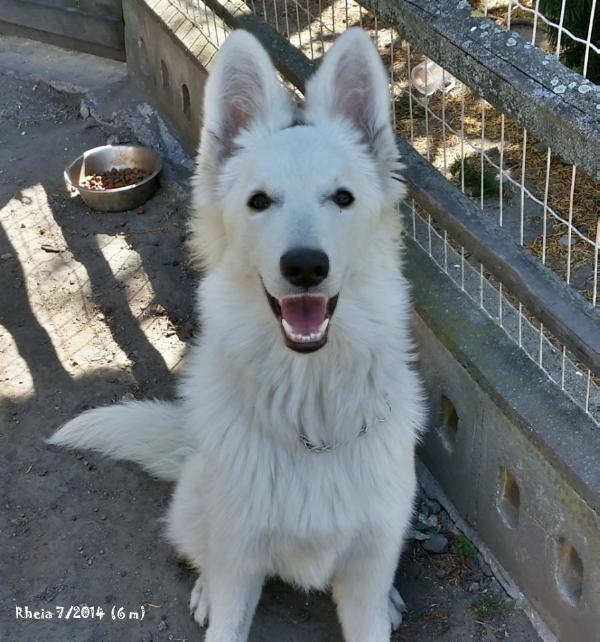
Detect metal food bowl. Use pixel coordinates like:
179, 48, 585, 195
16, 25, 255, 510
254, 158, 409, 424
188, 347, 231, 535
64, 145, 162, 212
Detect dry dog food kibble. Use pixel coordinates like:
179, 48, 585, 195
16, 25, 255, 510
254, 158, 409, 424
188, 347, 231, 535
81, 167, 149, 190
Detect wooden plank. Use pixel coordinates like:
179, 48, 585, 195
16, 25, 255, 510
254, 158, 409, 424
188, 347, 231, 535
356, 0, 600, 180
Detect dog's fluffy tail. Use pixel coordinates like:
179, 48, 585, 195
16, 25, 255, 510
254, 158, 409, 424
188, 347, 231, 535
47, 400, 193, 481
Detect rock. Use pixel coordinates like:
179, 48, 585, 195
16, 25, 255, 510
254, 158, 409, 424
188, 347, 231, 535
415, 512, 439, 530
106, 134, 120, 146
158, 618, 168, 631
422, 534, 449, 554
559, 235, 576, 247
572, 265, 594, 290
439, 512, 451, 527
79, 100, 90, 119
406, 528, 430, 541
423, 514, 439, 529
426, 499, 441, 514
467, 581, 480, 592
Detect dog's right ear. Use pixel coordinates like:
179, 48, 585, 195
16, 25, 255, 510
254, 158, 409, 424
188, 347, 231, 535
190, 31, 293, 271
200, 30, 293, 166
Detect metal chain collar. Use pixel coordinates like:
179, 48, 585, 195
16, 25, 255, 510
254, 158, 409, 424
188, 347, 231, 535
299, 396, 392, 453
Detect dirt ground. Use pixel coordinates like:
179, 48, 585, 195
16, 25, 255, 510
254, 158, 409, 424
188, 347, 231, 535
0, 36, 541, 642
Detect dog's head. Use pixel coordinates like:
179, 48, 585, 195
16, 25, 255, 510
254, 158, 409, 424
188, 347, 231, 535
190, 29, 405, 354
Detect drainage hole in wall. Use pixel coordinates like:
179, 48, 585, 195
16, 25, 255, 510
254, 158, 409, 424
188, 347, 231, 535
137, 37, 150, 77
182, 83, 191, 119
556, 538, 583, 606
497, 467, 520, 529
161, 60, 170, 90
439, 395, 458, 452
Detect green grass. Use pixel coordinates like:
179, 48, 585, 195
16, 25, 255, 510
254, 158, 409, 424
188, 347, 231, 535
471, 593, 513, 621
394, 92, 414, 121
452, 535, 478, 560
449, 154, 501, 199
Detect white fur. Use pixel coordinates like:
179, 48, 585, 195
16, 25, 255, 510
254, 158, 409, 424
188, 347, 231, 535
49, 28, 426, 642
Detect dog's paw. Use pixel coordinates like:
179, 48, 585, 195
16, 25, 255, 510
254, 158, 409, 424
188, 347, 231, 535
190, 575, 209, 627
388, 586, 407, 630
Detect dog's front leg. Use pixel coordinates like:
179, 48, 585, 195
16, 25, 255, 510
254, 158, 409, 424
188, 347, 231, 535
332, 535, 403, 642
203, 564, 264, 642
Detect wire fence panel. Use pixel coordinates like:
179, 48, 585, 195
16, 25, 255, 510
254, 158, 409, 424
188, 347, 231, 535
480, 0, 599, 78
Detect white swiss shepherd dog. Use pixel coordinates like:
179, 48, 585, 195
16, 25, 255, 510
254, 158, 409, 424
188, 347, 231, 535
49, 27, 427, 642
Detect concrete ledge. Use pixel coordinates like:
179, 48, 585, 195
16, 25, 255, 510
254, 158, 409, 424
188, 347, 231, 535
407, 238, 600, 640
0, 0, 125, 60
405, 238, 600, 515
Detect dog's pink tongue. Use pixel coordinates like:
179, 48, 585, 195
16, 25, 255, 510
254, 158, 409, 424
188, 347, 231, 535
280, 296, 328, 335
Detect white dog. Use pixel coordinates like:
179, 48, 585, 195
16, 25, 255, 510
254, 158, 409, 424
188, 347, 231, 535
49, 28, 426, 642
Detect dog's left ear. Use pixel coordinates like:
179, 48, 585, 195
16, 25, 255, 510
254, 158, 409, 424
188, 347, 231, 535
304, 28, 398, 167
191, 31, 294, 271
200, 30, 294, 165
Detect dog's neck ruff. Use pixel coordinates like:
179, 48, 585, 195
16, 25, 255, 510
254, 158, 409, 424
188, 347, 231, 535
299, 395, 391, 453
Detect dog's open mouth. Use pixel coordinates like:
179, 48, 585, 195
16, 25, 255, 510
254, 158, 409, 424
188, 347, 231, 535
265, 291, 338, 353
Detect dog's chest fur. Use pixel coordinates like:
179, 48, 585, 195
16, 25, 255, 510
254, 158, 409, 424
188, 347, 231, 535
177, 301, 422, 589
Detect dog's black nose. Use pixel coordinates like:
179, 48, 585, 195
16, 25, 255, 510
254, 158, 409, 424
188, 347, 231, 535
280, 248, 329, 288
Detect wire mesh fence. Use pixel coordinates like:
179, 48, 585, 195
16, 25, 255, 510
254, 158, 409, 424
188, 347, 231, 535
173, 0, 599, 422
480, 0, 599, 80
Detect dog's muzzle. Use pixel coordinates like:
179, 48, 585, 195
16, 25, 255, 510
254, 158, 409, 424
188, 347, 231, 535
265, 290, 339, 353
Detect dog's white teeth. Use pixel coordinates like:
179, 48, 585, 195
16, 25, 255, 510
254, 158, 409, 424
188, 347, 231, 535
281, 318, 329, 343
317, 318, 330, 334
281, 318, 295, 337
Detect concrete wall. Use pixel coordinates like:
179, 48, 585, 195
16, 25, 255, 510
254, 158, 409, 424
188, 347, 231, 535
406, 240, 600, 641
122, 0, 222, 154
0, 0, 125, 60
416, 319, 600, 639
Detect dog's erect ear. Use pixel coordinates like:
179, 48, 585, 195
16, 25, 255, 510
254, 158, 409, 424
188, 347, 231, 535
190, 31, 293, 271
304, 28, 395, 157
200, 30, 293, 164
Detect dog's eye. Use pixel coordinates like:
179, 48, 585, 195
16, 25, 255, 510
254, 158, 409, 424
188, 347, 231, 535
332, 189, 354, 208
247, 192, 272, 211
